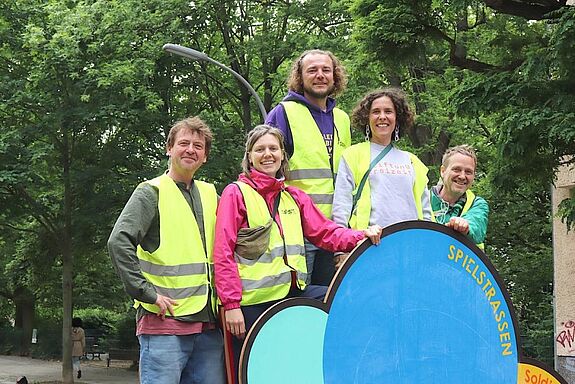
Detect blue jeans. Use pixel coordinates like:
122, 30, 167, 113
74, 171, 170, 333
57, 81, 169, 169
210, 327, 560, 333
72, 356, 81, 372
138, 329, 225, 384
304, 239, 319, 285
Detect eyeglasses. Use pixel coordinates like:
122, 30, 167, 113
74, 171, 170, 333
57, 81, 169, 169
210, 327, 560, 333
433, 200, 450, 224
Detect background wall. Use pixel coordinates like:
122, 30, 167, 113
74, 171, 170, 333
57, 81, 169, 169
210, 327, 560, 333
553, 161, 575, 383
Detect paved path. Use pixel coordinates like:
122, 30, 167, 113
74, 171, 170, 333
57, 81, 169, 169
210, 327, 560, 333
0, 354, 138, 384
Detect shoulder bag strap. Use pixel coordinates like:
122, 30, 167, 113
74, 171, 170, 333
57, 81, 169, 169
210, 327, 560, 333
350, 144, 393, 216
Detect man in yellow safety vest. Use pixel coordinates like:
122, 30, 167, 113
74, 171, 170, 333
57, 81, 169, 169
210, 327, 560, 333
265, 49, 351, 285
108, 117, 224, 384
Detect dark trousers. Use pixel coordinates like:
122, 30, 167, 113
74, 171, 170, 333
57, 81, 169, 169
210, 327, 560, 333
311, 248, 336, 286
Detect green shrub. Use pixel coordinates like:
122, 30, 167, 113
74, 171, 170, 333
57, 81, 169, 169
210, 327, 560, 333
109, 309, 138, 348
30, 316, 61, 359
0, 325, 21, 355
522, 316, 554, 367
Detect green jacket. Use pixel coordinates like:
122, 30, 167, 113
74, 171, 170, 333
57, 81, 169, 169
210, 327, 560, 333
431, 186, 489, 248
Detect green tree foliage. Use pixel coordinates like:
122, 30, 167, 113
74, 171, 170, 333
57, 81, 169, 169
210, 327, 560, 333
349, 0, 573, 364
453, 7, 575, 213
1, 0, 569, 375
0, 0, 353, 381
487, 183, 554, 365
0, 0, 220, 379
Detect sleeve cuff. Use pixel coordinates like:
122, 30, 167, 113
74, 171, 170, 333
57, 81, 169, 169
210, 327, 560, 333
223, 302, 241, 310
140, 289, 158, 305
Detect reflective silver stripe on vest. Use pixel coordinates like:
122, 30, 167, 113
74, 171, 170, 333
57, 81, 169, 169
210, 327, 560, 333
235, 244, 305, 266
155, 285, 208, 300
140, 259, 207, 276
288, 168, 333, 180
296, 271, 307, 285
308, 193, 334, 205
242, 271, 292, 290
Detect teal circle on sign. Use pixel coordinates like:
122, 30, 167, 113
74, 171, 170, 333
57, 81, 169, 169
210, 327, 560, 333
245, 302, 327, 384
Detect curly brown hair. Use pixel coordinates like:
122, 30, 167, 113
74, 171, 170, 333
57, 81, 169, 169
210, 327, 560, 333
286, 50, 348, 97
351, 88, 414, 140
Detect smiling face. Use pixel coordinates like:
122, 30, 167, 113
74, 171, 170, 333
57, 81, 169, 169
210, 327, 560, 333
440, 153, 476, 201
167, 129, 207, 183
249, 133, 284, 177
369, 96, 396, 146
301, 53, 335, 105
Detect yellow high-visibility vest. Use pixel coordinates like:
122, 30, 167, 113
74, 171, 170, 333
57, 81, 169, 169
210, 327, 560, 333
461, 190, 485, 251
342, 142, 429, 230
136, 174, 217, 316
282, 101, 351, 218
235, 182, 307, 305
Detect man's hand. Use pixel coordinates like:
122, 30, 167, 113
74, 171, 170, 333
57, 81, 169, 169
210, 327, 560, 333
225, 308, 246, 340
446, 217, 470, 235
363, 225, 383, 245
155, 294, 178, 320
334, 253, 350, 269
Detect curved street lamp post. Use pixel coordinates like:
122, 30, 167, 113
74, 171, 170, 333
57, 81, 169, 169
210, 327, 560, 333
162, 43, 267, 121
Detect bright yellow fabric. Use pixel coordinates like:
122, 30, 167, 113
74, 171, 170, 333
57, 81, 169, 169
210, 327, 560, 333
136, 175, 217, 316
343, 142, 429, 230
282, 101, 351, 218
235, 182, 307, 305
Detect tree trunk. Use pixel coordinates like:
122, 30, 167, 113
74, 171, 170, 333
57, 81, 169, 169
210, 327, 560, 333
406, 65, 452, 166
261, 10, 274, 112
61, 127, 74, 384
62, 241, 73, 384
13, 287, 35, 356
239, 87, 253, 132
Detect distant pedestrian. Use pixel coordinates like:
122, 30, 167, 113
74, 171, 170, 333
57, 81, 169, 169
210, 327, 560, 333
72, 317, 85, 379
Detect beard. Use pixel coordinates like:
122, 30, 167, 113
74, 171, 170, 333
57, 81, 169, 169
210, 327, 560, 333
303, 83, 335, 99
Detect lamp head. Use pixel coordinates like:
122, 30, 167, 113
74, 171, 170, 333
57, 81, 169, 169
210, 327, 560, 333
162, 44, 209, 61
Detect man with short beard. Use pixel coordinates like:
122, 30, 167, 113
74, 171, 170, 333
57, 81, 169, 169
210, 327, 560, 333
265, 50, 351, 286
431, 145, 489, 250
108, 117, 225, 384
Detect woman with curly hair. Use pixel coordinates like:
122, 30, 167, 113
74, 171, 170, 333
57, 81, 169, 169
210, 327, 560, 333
332, 88, 432, 266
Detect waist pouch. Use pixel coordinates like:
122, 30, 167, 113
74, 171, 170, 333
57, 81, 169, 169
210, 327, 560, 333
234, 218, 273, 260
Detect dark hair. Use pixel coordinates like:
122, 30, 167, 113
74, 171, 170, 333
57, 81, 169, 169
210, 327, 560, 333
166, 116, 213, 157
242, 125, 289, 179
286, 49, 348, 97
351, 88, 414, 140
72, 317, 83, 328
